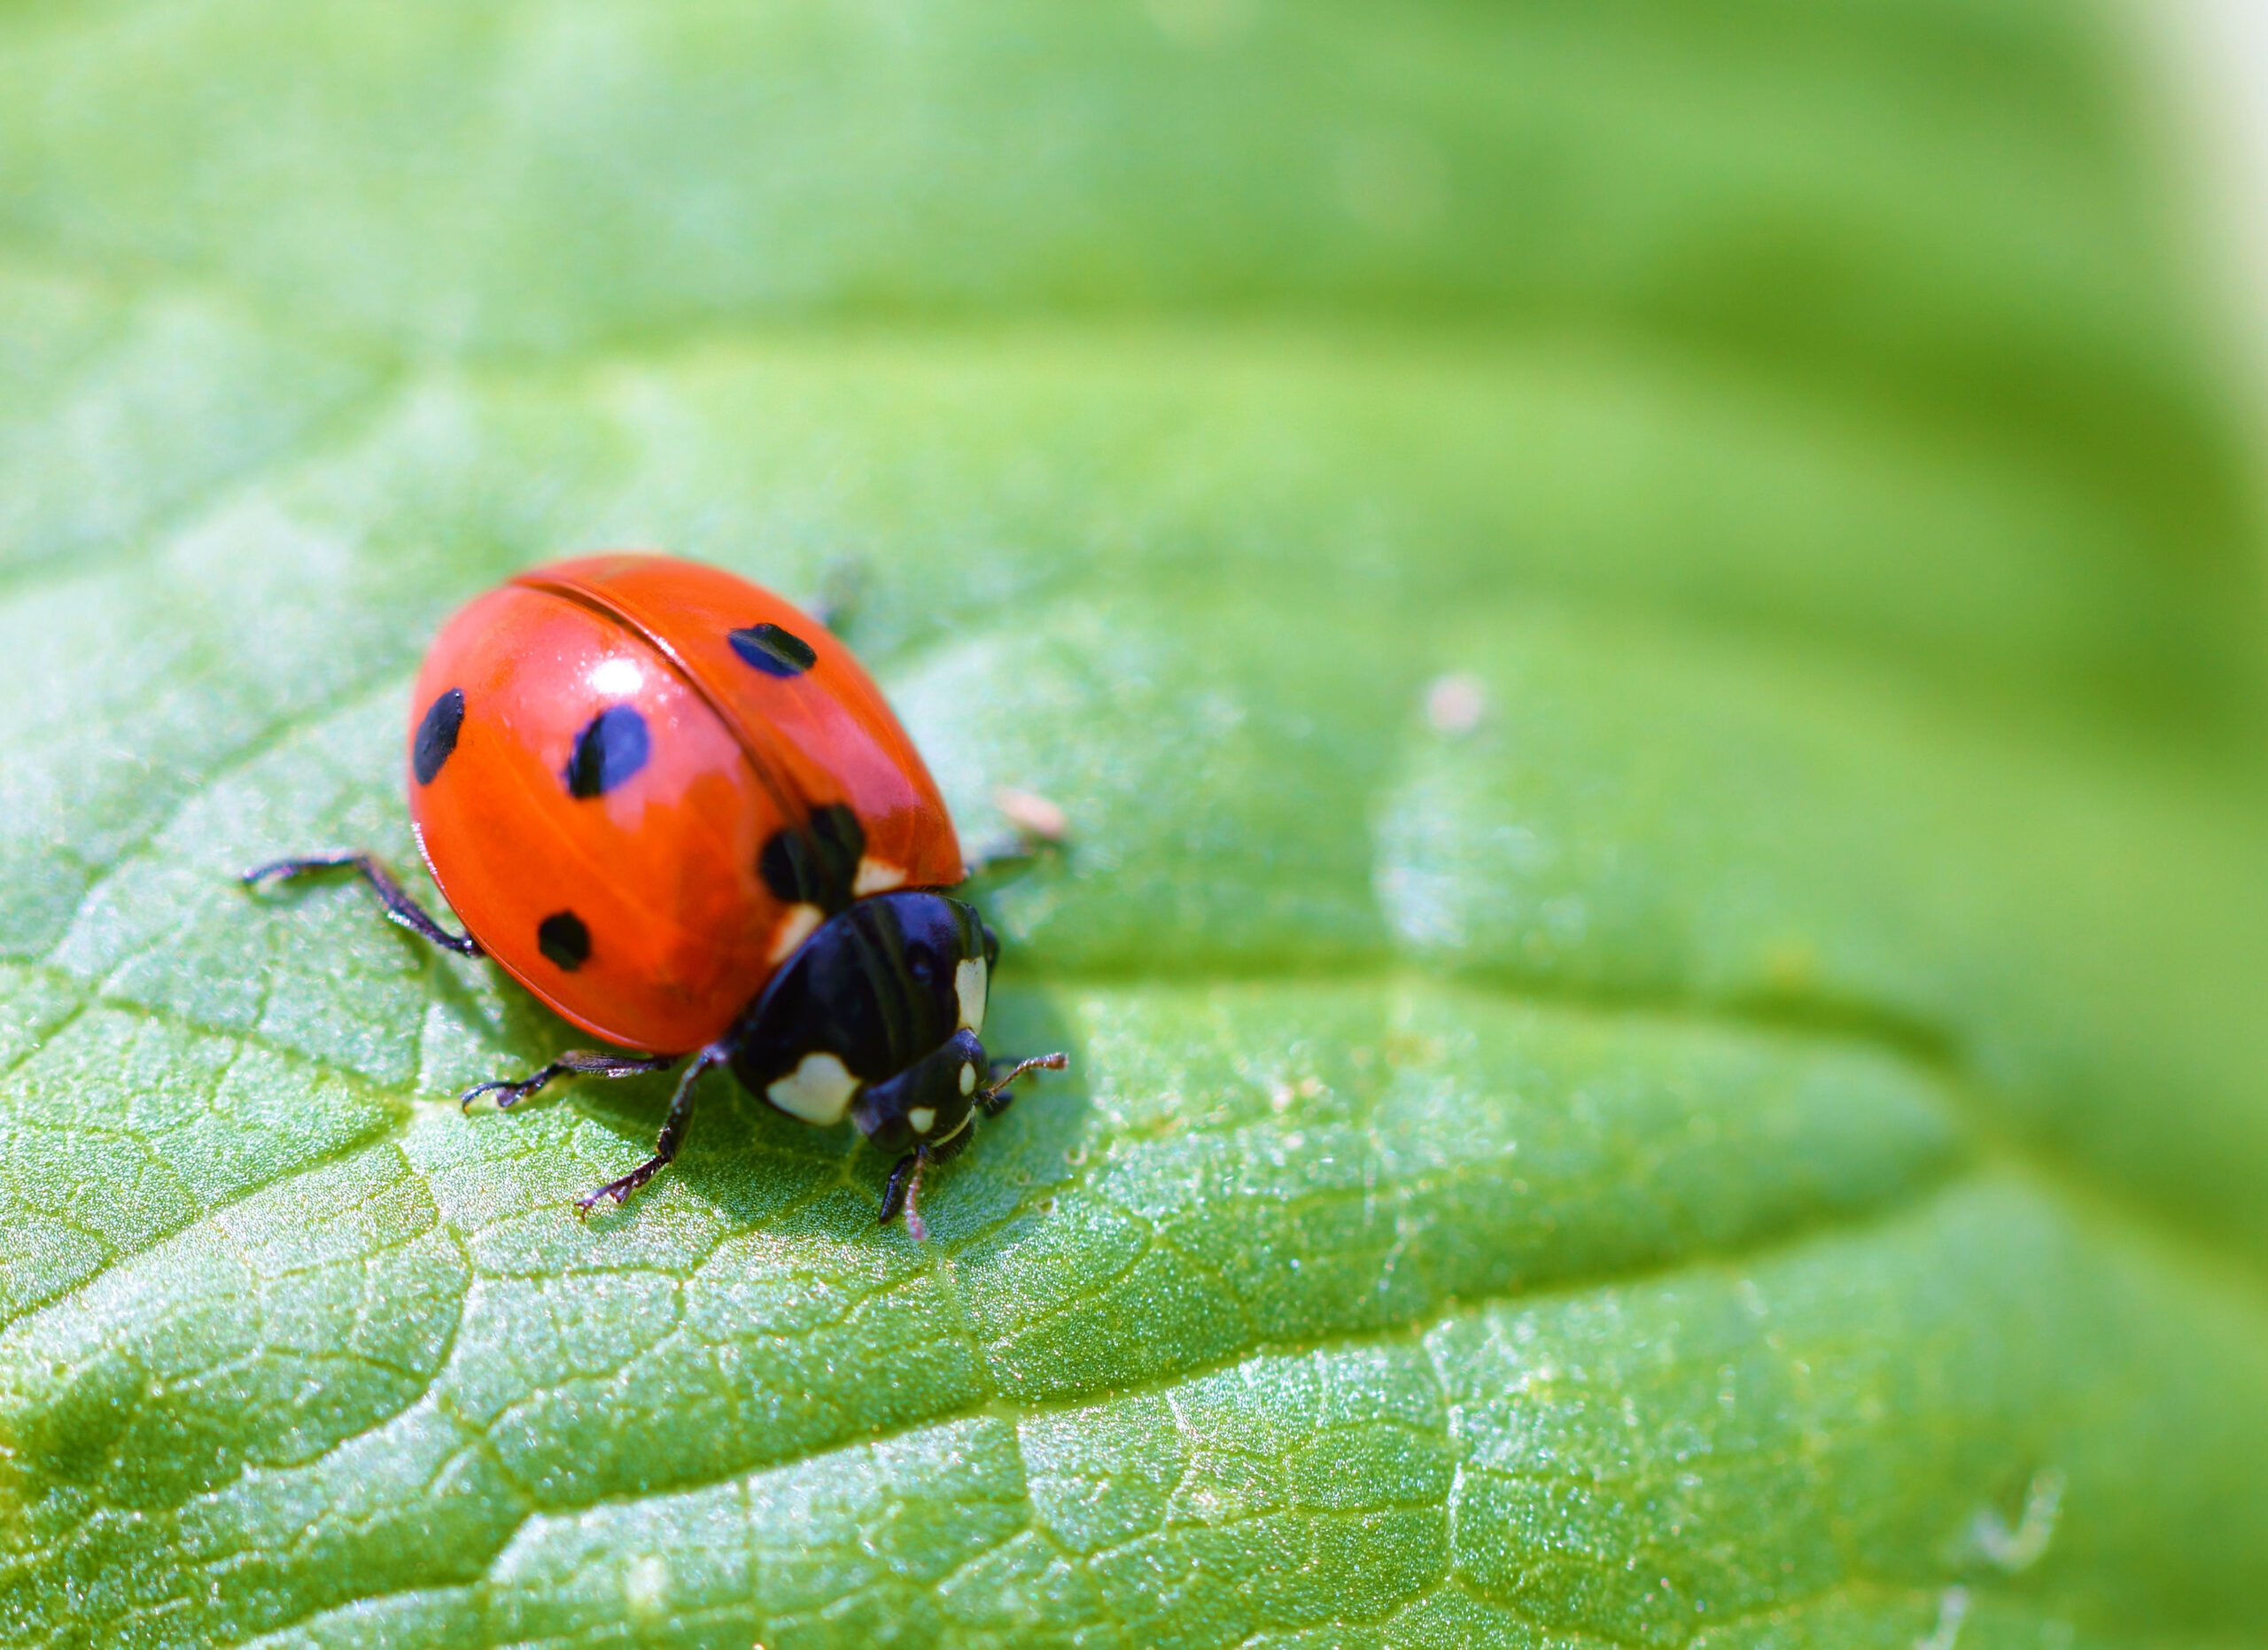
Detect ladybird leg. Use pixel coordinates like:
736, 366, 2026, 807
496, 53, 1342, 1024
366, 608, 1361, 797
961, 788, 1071, 879
879, 1143, 939, 1242
978, 1051, 1068, 1117
242, 852, 481, 958
879, 1147, 920, 1226
878, 1123, 976, 1244
573, 1042, 728, 1218
460, 1050, 676, 1113
959, 839, 1043, 881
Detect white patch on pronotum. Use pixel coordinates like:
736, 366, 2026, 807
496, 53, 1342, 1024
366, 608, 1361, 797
766, 1052, 858, 1125
852, 857, 906, 896
908, 1107, 936, 1134
959, 1061, 977, 1095
955, 958, 988, 1031
767, 901, 824, 963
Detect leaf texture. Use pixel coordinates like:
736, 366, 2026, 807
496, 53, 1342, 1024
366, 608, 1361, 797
1, 0, 2267, 1646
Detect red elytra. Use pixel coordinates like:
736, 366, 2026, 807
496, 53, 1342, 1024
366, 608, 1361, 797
407, 553, 963, 1054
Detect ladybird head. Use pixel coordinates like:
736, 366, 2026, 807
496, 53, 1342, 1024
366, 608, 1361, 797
850, 1028, 987, 1155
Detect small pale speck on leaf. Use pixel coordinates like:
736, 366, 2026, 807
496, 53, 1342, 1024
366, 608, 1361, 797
1424, 671, 1487, 734
1966, 1468, 2065, 1572
995, 785, 1070, 843
1917, 1586, 1971, 1650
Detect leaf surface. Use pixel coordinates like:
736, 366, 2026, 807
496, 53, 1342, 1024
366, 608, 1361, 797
3, 1, 2268, 1646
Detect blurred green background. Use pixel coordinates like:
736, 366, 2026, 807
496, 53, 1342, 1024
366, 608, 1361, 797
4, 1, 2268, 1645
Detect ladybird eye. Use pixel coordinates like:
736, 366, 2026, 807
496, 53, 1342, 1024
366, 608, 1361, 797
414, 688, 465, 784
563, 705, 650, 798
729, 622, 817, 678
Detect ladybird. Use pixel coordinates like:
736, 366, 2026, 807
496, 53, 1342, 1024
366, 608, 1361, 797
245, 553, 1063, 1236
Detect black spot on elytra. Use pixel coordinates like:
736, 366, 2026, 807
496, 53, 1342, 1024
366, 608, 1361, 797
730, 622, 817, 678
563, 705, 650, 798
538, 910, 591, 970
414, 689, 465, 785
759, 804, 865, 914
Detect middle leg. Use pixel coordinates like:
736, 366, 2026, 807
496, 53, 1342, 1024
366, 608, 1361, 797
574, 1042, 729, 1218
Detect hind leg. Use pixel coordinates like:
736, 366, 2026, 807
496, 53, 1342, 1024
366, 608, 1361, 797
460, 1049, 678, 1112
244, 852, 481, 957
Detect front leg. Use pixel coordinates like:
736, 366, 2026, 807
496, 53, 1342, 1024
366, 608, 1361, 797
879, 1121, 980, 1244
879, 1143, 932, 1241
979, 1051, 1068, 1117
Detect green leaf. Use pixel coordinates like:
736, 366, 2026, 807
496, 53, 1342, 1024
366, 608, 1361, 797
4, 1, 2268, 1646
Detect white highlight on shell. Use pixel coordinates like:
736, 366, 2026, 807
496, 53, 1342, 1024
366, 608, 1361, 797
767, 902, 824, 963
958, 1061, 977, 1095
908, 1107, 936, 1134
852, 857, 907, 896
955, 958, 988, 1032
766, 1052, 858, 1125
589, 658, 644, 697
